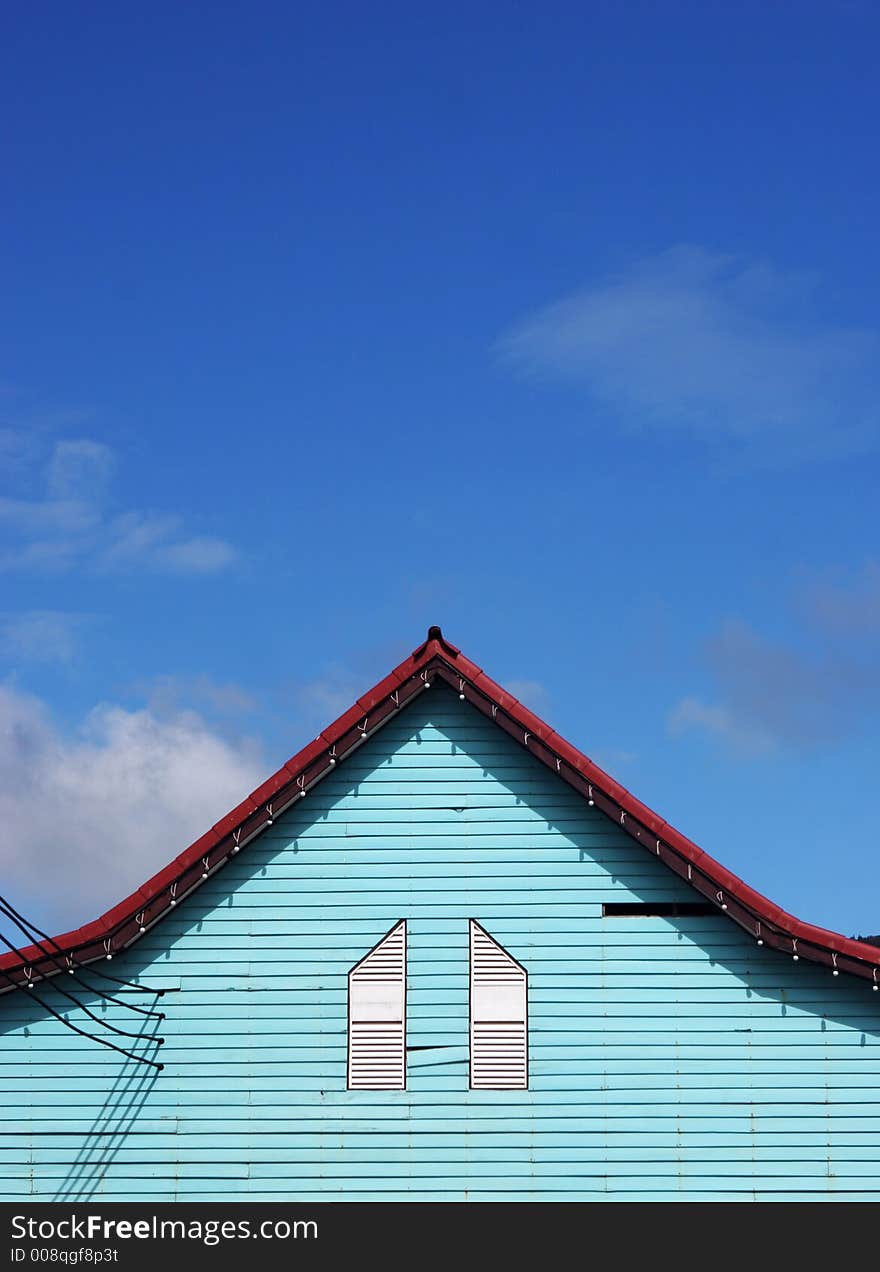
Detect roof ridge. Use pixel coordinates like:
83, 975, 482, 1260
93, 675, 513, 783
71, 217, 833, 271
3, 625, 879, 991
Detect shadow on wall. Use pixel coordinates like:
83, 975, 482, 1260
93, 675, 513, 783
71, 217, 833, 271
0, 975, 165, 1201
54, 1041, 162, 1202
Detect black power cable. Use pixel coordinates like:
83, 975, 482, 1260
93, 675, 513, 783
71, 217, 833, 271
0, 928, 161, 1043
0, 898, 164, 1021
0, 964, 163, 1072
0, 890, 166, 995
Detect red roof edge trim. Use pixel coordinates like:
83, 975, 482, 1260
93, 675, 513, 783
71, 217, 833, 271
2, 626, 879, 994
433, 663, 880, 980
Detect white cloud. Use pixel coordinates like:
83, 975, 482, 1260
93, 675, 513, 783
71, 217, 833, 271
498, 246, 880, 460
0, 684, 266, 932
0, 439, 238, 575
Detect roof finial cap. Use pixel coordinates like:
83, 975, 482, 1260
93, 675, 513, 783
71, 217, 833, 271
411, 625, 460, 659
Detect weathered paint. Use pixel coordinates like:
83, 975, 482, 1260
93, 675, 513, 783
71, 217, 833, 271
2, 685, 879, 1200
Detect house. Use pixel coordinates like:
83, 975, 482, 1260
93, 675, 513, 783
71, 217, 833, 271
2, 626, 879, 1201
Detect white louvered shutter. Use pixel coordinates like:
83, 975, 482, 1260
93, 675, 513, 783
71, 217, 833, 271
469, 920, 528, 1089
347, 920, 407, 1090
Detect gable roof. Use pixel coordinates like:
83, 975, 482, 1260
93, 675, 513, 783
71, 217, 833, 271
2, 625, 879, 991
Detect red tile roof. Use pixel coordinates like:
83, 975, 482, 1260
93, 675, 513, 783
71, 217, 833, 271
3, 626, 879, 990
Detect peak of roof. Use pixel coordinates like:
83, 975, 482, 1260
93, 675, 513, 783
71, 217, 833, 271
3, 628, 880, 991
411, 624, 460, 659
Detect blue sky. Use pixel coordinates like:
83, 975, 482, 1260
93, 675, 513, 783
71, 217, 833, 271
2, 2, 879, 939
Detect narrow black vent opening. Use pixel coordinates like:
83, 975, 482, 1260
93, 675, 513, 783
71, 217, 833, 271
603, 902, 717, 917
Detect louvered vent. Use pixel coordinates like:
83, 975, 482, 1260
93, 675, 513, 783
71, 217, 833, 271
469, 920, 528, 1090
347, 920, 406, 1090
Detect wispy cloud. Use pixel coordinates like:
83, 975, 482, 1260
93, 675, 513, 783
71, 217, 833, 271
0, 684, 266, 931
0, 428, 30, 470
0, 437, 238, 574
668, 580, 880, 754
133, 673, 259, 720
668, 692, 775, 755
46, 438, 115, 500
498, 246, 880, 461
798, 560, 880, 638
0, 495, 99, 537
99, 511, 238, 575
589, 746, 640, 772
284, 640, 415, 738
154, 535, 238, 573
0, 610, 94, 664
294, 663, 368, 730
505, 678, 552, 715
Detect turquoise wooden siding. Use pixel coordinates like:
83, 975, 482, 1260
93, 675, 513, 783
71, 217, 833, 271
2, 684, 880, 1200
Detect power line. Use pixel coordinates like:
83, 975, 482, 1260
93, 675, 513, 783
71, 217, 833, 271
0, 897, 164, 1020
0, 927, 161, 1043
0, 891, 166, 1000
0, 964, 163, 1072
